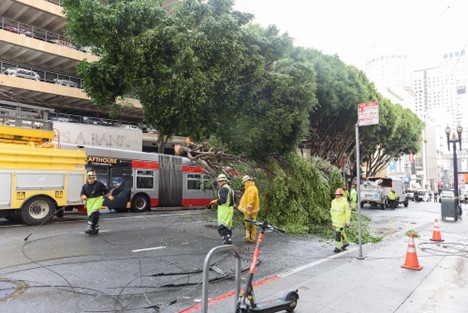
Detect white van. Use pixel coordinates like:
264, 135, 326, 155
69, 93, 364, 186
364, 177, 409, 208
5, 68, 40, 81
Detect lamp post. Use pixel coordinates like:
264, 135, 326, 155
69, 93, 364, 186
445, 125, 463, 217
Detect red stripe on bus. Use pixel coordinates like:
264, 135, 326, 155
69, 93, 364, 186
182, 199, 211, 207
132, 160, 159, 169
150, 199, 159, 207
182, 165, 204, 173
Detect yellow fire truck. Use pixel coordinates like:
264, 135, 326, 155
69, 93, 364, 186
0, 117, 86, 225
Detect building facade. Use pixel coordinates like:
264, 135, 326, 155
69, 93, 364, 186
0, 0, 183, 153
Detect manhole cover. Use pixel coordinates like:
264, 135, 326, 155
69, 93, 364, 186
0, 279, 27, 303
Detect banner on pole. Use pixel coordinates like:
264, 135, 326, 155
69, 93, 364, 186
358, 101, 379, 126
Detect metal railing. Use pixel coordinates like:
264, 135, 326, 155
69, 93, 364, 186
201, 245, 241, 313
1, 59, 83, 89
0, 16, 92, 53
45, 0, 64, 6
0, 102, 143, 131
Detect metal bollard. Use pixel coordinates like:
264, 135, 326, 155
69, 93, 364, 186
201, 245, 241, 313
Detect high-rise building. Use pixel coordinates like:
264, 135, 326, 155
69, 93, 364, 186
413, 50, 468, 148
364, 54, 415, 111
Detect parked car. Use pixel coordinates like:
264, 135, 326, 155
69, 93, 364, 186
48, 39, 77, 50
53, 78, 78, 88
439, 190, 455, 202
4, 26, 34, 38
414, 190, 430, 202
4, 68, 40, 81
406, 189, 415, 201
460, 190, 468, 204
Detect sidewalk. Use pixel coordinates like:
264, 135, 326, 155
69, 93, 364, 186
186, 219, 468, 313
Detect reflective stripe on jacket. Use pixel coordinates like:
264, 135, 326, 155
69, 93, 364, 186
350, 188, 357, 203
330, 197, 351, 228
217, 184, 234, 229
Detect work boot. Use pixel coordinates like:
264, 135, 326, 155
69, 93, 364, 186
222, 234, 232, 245
333, 248, 341, 253
90, 224, 99, 235
84, 224, 93, 234
342, 243, 349, 251
85, 224, 99, 235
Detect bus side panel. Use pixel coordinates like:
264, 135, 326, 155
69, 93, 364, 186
181, 167, 212, 208
67, 172, 86, 204
0, 172, 12, 208
158, 155, 182, 206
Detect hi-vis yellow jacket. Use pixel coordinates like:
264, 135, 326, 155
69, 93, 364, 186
388, 191, 398, 200
238, 182, 260, 214
330, 196, 351, 228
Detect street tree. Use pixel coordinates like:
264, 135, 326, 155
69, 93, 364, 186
63, 0, 316, 159
291, 48, 373, 163
360, 101, 423, 177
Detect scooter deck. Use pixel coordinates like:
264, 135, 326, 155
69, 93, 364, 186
248, 298, 294, 313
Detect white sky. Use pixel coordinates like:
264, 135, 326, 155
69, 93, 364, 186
234, 0, 468, 70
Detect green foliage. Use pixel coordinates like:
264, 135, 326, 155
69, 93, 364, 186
405, 229, 420, 238
347, 214, 382, 244
257, 154, 341, 234
63, 0, 316, 159
230, 154, 380, 244
361, 101, 424, 176
292, 48, 373, 162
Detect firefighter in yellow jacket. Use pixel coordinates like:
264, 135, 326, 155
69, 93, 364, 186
330, 188, 351, 253
238, 175, 260, 243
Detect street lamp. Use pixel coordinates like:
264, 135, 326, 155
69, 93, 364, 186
445, 125, 463, 217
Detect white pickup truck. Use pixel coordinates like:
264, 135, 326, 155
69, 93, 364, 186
360, 177, 408, 209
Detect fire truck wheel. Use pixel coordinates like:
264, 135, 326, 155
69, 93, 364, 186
131, 194, 150, 213
21, 196, 56, 226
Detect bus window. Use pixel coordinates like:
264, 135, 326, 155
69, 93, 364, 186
187, 174, 202, 190
111, 168, 133, 188
136, 170, 154, 189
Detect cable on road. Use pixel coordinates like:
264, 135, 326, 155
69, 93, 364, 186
4, 210, 264, 313
419, 241, 468, 258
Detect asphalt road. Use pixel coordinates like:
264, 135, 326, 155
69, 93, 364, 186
0, 201, 449, 313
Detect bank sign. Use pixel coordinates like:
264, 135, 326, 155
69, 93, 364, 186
53, 121, 142, 151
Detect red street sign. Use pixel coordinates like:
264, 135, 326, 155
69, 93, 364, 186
358, 101, 379, 126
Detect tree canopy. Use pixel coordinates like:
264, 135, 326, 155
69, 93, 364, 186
62, 0, 424, 236
360, 101, 424, 176
63, 0, 316, 160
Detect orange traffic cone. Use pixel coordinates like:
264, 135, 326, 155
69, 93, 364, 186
430, 218, 444, 242
401, 233, 423, 271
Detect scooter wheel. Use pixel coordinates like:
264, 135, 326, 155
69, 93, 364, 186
284, 291, 299, 312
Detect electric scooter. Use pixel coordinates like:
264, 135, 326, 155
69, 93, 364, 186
236, 218, 299, 313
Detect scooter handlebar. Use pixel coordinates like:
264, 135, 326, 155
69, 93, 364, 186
243, 218, 286, 234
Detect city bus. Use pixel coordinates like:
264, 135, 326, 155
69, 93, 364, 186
64, 144, 214, 212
